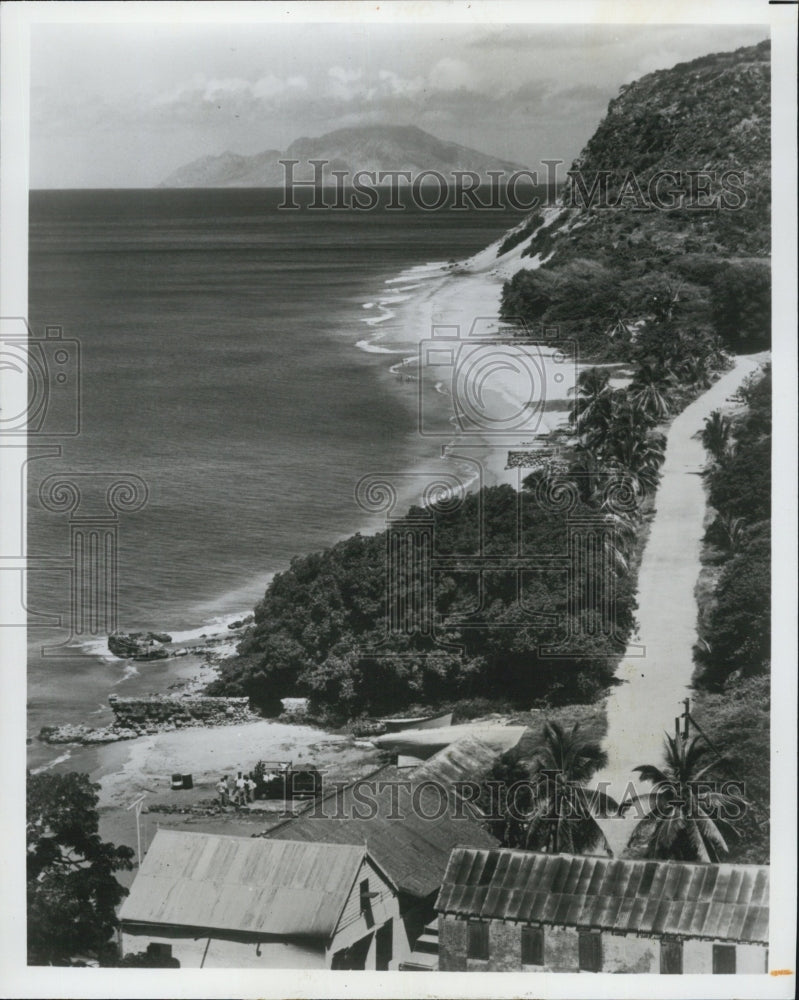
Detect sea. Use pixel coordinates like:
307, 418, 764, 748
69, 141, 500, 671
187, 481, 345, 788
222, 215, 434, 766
26, 186, 538, 771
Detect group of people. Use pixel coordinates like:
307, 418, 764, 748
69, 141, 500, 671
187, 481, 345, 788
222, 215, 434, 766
216, 771, 257, 807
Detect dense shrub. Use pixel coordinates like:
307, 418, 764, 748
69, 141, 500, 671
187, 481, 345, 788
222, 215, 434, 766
710, 261, 771, 350
696, 366, 770, 689
210, 485, 637, 719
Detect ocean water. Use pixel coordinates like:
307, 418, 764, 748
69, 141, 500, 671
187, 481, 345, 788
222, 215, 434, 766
26, 187, 534, 767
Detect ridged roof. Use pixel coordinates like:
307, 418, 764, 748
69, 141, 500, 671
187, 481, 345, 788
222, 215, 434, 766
436, 849, 769, 944
119, 829, 366, 939
265, 749, 499, 898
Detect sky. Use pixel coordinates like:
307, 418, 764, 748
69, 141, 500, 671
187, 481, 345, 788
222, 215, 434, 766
30, 20, 769, 188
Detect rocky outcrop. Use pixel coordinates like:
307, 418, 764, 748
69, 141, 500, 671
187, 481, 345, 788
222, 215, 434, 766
38, 694, 254, 745
38, 723, 138, 745
108, 630, 172, 659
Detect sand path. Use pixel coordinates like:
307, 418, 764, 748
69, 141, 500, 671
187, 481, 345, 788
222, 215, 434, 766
593, 354, 766, 804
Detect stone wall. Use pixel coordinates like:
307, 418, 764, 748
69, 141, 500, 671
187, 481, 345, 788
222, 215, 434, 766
39, 694, 254, 745
437, 917, 764, 974
108, 694, 252, 731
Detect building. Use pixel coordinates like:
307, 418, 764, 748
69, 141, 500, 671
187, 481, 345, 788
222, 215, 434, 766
265, 735, 503, 969
436, 848, 769, 974
119, 830, 402, 969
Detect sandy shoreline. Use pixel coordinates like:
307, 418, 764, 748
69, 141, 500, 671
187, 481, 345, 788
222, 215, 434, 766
367, 206, 576, 493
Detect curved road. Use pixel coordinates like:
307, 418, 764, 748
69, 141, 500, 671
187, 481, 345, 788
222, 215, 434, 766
593, 354, 765, 809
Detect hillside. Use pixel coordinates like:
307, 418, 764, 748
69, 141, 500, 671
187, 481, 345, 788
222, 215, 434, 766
161, 125, 527, 187
499, 40, 770, 359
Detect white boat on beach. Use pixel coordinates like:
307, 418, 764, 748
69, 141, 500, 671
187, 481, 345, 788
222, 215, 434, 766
372, 722, 526, 759
376, 711, 453, 733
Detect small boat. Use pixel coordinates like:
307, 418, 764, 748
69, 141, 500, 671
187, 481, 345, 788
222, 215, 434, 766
373, 723, 527, 759
377, 711, 452, 734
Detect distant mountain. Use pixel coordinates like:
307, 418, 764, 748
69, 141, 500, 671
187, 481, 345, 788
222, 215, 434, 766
160, 126, 527, 188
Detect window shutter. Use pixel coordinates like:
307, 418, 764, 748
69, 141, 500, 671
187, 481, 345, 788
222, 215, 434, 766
467, 921, 489, 960
521, 926, 544, 966
660, 940, 683, 974
712, 944, 736, 974
578, 931, 602, 972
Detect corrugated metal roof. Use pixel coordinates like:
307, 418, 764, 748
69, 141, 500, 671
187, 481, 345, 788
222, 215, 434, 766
436, 849, 769, 944
411, 735, 507, 791
119, 830, 366, 939
265, 757, 498, 898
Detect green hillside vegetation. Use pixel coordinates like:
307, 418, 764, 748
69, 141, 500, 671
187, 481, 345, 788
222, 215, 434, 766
500, 41, 770, 360
695, 366, 771, 689
208, 482, 640, 721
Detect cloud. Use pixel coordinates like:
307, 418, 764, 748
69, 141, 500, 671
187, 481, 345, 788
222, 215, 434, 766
429, 58, 474, 92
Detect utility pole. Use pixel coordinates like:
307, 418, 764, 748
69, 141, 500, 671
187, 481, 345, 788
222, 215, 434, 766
126, 793, 147, 866
682, 698, 691, 740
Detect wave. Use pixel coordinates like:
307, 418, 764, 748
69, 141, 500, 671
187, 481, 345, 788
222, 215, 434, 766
388, 355, 418, 376
362, 304, 396, 327
356, 340, 407, 355
113, 662, 140, 685
385, 261, 449, 284
30, 750, 73, 775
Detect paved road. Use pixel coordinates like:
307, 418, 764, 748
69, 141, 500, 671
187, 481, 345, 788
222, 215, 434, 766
593, 354, 765, 809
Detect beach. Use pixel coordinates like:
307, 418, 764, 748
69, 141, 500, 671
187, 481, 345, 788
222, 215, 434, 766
356, 205, 576, 495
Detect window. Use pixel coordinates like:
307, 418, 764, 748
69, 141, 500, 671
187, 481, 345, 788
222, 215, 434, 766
578, 931, 602, 972
359, 879, 375, 927
521, 926, 544, 966
660, 940, 683, 974
467, 921, 489, 960
712, 944, 736, 974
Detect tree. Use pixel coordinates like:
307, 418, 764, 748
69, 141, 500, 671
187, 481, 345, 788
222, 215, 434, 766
522, 722, 616, 854
568, 367, 612, 436
27, 772, 133, 965
701, 410, 732, 464
499, 268, 557, 325
710, 261, 770, 349
628, 362, 676, 421
628, 734, 745, 862
605, 425, 666, 495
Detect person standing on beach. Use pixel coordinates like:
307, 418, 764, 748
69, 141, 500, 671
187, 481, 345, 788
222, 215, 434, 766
246, 774, 257, 803
216, 777, 228, 806
235, 772, 246, 806
226, 773, 235, 803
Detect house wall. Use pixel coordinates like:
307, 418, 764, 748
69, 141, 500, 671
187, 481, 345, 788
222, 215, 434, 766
601, 932, 658, 973
328, 858, 406, 969
437, 916, 766, 974
683, 938, 767, 974
438, 918, 581, 973
120, 927, 325, 969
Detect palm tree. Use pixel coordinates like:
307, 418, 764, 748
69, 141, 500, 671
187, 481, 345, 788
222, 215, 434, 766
701, 410, 733, 463
568, 368, 612, 437
567, 443, 610, 506
606, 429, 667, 495
523, 722, 617, 854
712, 512, 747, 555
628, 362, 677, 421
628, 734, 745, 862
679, 354, 713, 392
